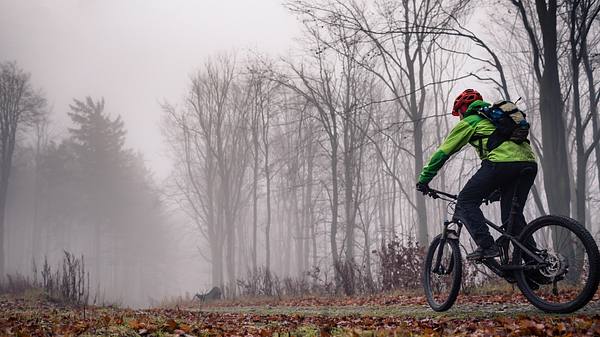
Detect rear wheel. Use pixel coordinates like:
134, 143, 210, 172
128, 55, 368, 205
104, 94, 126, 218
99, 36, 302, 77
423, 234, 462, 311
513, 215, 600, 313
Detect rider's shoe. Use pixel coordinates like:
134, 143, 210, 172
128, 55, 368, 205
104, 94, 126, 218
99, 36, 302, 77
466, 244, 501, 260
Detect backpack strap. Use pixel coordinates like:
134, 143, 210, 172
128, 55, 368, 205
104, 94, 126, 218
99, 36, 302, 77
469, 134, 488, 158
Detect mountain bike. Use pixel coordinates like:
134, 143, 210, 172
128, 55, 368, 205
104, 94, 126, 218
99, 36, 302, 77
421, 180, 600, 313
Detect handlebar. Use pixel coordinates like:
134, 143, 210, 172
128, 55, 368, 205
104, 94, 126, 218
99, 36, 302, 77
424, 188, 457, 200
423, 187, 498, 205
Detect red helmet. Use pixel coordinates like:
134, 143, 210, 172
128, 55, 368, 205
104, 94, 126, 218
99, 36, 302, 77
452, 89, 482, 116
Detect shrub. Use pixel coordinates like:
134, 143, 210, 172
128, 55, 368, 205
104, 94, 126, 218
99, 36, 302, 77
231, 239, 426, 300
236, 267, 281, 298
0, 251, 90, 305
377, 239, 424, 291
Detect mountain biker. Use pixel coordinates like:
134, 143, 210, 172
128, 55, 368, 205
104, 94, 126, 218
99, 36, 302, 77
416, 89, 537, 261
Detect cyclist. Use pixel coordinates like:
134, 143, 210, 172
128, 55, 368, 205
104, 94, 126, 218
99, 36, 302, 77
416, 89, 537, 261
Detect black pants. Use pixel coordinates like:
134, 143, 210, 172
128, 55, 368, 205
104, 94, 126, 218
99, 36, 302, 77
455, 160, 538, 248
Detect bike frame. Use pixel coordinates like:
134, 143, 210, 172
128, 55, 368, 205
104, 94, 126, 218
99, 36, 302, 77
429, 188, 547, 280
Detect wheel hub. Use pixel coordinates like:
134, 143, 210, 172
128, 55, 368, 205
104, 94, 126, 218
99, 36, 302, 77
540, 253, 568, 278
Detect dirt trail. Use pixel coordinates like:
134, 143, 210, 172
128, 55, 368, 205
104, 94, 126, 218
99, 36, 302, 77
1, 294, 600, 336
200, 299, 600, 318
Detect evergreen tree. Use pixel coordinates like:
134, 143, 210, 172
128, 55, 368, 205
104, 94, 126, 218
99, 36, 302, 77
67, 96, 130, 288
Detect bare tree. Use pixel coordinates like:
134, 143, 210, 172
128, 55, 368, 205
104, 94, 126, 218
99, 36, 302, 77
583, 26, 600, 206
274, 59, 343, 277
164, 55, 251, 290
247, 65, 280, 271
287, 0, 472, 246
0, 61, 45, 280
271, 11, 377, 291
564, 0, 600, 228
30, 115, 50, 265
510, 0, 572, 217
250, 86, 260, 272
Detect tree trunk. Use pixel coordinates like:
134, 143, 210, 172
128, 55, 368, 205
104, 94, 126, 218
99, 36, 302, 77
205, 156, 219, 286
536, 0, 571, 217
413, 121, 429, 245
363, 214, 374, 291
391, 163, 397, 240
302, 128, 314, 272
582, 42, 600, 216
330, 141, 340, 266
31, 124, 43, 265
264, 141, 272, 271
0, 181, 6, 281
94, 221, 101, 288
220, 164, 236, 291
284, 195, 292, 277
0, 123, 17, 282
571, 36, 587, 228
303, 213, 310, 273
252, 128, 259, 271
210, 239, 223, 288
311, 216, 317, 269
292, 183, 302, 276
343, 122, 355, 265
225, 210, 235, 291
377, 168, 386, 247
297, 182, 304, 276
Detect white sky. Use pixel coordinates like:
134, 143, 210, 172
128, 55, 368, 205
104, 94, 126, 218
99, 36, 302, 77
0, 0, 300, 179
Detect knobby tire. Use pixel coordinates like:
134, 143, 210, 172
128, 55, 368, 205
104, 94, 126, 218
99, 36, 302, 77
513, 215, 600, 313
423, 235, 462, 311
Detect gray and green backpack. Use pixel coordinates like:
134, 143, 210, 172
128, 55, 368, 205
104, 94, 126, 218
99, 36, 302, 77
479, 100, 530, 151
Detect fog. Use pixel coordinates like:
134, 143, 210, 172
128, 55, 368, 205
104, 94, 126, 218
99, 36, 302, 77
1, 0, 599, 309
0, 0, 299, 178
0, 0, 299, 306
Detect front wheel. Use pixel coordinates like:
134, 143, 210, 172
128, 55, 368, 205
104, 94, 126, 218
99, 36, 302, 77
513, 215, 600, 313
423, 234, 462, 311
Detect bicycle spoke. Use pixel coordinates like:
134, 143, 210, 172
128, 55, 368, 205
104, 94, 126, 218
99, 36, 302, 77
514, 218, 598, 313
427, 240, 458, 306
424, 235, 462, 312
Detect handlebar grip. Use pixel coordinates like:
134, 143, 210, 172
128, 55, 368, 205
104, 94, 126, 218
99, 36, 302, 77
424, 188, 457, 200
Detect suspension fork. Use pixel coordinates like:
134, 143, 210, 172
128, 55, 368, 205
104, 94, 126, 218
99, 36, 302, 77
433, 220, 461, 273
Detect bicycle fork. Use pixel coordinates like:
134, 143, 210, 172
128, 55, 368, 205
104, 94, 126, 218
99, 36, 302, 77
433, 220, 462, 274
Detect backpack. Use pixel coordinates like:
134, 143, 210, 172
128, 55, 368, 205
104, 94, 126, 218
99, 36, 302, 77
478, 100, 530, 151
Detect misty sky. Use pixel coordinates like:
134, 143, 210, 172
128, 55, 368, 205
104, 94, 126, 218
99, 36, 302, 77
0, 0, 299, 178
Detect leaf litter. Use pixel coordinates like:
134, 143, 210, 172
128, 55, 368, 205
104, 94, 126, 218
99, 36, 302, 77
1, 293, 599, 336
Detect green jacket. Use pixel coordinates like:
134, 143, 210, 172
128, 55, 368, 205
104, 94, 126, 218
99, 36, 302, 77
418, 100, 536, 184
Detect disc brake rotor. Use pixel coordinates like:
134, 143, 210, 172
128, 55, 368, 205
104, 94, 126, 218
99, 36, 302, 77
540, 253, 568, 278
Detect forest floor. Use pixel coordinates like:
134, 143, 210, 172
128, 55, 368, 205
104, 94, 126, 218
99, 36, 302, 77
1, 290, 600, 336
